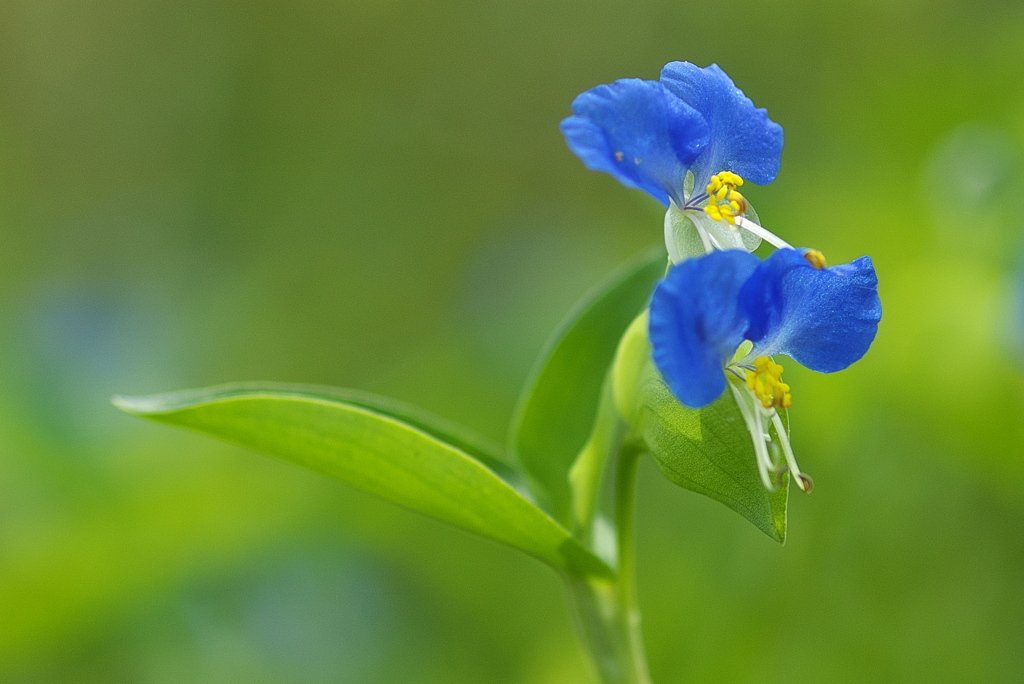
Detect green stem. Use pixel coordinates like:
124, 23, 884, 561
567, 441, 651, 684
615, 443, 650, 683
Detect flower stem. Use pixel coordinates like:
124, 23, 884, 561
567, 441, 651, 684
615, 442, 650, 683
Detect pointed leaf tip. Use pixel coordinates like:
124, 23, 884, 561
112, 393, 171, 415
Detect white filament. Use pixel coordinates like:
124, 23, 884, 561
770, 411, 808, 490
735, 216, 793, 250
729, 383, 775, 490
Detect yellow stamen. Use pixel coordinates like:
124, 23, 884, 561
745, 356, 792, 410
703, 172, 748, 225
804, 249, 827, 270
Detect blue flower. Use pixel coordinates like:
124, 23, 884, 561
561, 79, 708, 207
659, 62, 783, 191
648, 248, 881, 489
647, 249, 758, 409
738, 249, 882, 373
561, 63, 783, 209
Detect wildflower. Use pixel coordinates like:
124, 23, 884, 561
561, 62, 786, 258
648, 248, 882, 490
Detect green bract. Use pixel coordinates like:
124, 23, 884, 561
610, 315, 789, 542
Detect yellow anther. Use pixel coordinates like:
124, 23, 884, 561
614, 151, 624, 162
704, 172, 748, 225
804, 249, 827, 270
723, 171, 743, 186
745, 355, 792, 410
707, 171, 743, 192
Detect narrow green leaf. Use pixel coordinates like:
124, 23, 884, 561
140, 382, 518, 483
511, 246, 666, 523
633, 369, 789, 542
114, 386, 613, 578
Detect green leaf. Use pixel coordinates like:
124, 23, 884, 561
510, 246, 667, 524
632, 369, 789, 543
113, 385, 613, 578
155, 382, 518, 483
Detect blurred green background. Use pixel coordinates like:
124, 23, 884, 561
1, 1, 1024, 682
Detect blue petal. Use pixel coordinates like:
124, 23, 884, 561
739, 249, 882, 373
649, 250, 761, 408
561, 79, 709, 206
659, 62, 784, 189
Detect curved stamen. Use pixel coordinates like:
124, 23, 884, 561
734, 217, 792, 250
770, 412, 813, 492
705, 229, 726, 251
694, 219, 714, 253
729, 383, 776, 490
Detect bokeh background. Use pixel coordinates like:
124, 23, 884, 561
1, 1, 1024, 682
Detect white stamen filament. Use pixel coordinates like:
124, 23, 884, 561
683, 209, 729, 253
705, 229, 726, 251
693, 218, 715, 253
735, 217, 793, 250
729, 383, 775, 490
770, 411, 810, 491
